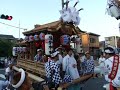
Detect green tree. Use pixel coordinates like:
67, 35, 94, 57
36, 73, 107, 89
0, 39, 15, 57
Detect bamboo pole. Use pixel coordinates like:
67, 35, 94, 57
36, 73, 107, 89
13, 66, 44, 82
58, 74, 92, 89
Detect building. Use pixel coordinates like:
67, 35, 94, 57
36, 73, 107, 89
105, 36, 120, 48
99, 41, 105, 52
0, 34, 16, 42
80, 32, 100, 56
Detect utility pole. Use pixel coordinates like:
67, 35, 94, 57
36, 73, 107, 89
19, 20, 20, 40
115, 36, 117, 48
119, 23, 120, 33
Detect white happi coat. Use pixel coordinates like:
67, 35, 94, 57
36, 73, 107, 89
56, 54, 63, 65
63, 55, 80, 80
103, 56, 120, 87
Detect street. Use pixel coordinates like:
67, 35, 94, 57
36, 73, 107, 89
0, 68, 5, 81
81, 77, 107, 90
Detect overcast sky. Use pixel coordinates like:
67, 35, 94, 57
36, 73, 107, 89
0, 0, 120, 41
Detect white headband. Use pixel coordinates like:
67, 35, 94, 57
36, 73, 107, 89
104, 49, 113, 54
12, 69, 26, 88
51, 51, 60, 57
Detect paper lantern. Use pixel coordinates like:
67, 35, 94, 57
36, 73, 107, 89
22, 47, 27, 52
12, 47, 17, 56
34, 34, 39, 41
17, 47, 20, 53
45, 34, 53, 55
39, 33, 45, 40
13, 47, 17, 52
24, 36, 29, 42
60, 35, 70, 45
76, 38, 83, 53
29, 35, 34, 42
19, 47, 23, 53
108, 5, 120, 20
106, 0, 120, 20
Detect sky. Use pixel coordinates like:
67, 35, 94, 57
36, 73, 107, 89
0, 0, 120, 41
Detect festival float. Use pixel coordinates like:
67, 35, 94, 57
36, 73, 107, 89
13, 0, 84, 85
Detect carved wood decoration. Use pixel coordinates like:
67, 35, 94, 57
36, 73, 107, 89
61, 21, 75, 35
115, 0, 120, 6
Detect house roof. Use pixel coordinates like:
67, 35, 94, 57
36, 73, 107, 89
16, 40, 27, 46
23, 20, 84, 36
23, 20, 61, 35
88, 32, 100, 36
0, 34, 15, 40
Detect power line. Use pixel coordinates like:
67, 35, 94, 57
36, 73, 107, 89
0, 21, 27, 31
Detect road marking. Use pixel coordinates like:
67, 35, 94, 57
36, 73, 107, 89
0, 74, 6, 79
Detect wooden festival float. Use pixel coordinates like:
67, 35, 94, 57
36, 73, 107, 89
12, 0, 84, 88
14, 20, 82, 77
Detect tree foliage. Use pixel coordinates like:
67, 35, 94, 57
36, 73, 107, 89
0, 39, 15, 57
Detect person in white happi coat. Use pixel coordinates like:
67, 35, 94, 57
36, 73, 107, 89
102, 47, 120, 90
55, 46, 63, 65
5, 63, 14, 84
63, 48, 80, 80
0, 75, 9, 90
94, 52, 106, 76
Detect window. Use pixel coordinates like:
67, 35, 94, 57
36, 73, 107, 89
90, 38, 96, 43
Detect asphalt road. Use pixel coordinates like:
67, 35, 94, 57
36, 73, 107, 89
0, 68, 5, 81
81, 77, 107, 90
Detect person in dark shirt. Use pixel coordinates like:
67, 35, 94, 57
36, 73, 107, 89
81, 51, 94, 75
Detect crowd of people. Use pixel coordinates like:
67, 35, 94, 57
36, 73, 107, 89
33, 45, 120, 90
0, 45, 120, 90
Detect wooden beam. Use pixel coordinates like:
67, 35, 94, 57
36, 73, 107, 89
13, 66, 44, 82
58, 74, 92, 89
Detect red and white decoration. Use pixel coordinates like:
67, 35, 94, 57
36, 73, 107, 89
39, 33, 45, 40
29, 35, 34, 42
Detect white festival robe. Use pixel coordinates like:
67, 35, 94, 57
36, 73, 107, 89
63, 55, 80, 80
103, 56, 120, 87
